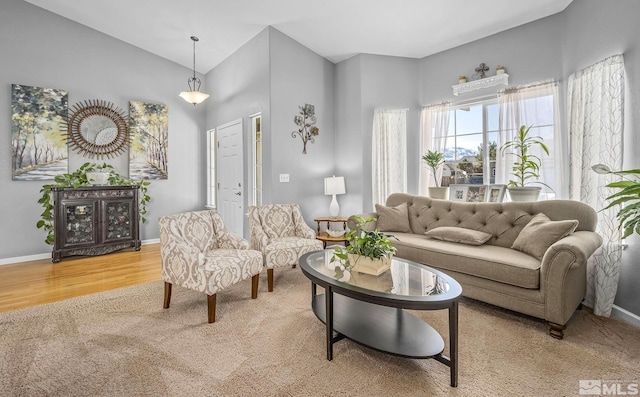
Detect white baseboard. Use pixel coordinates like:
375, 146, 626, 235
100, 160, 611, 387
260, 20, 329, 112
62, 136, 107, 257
611, 304, 640, 328
0, 239, 160, 266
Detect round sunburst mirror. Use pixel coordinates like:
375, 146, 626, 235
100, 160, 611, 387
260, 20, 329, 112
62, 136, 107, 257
64, 99, 129, 158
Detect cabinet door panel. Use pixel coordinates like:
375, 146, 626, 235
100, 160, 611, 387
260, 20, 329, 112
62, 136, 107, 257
102, 199, 135, 243
62, 201, 98, 246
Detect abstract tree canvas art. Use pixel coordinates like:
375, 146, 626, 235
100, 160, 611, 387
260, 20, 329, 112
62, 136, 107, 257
11, 84, 69, 180
129, 101, 168, 180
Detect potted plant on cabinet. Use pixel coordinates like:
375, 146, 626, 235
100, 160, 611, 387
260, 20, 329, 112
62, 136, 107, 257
500, 125, 551, 201
331, 216, 397, 278
421, 150, 449, 200
592, 164, 640, 238
36, 162, 151, 245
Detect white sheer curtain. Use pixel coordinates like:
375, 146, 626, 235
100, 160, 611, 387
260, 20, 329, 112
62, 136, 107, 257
496, 81, 563, 199
568, 54, 625, 317
372, 108, 407, 206
419, 102, 451, 195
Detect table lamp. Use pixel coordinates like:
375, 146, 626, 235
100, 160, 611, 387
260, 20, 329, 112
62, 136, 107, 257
324, 176, 346, 217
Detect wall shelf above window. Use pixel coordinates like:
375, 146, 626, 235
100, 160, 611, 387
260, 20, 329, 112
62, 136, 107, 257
453, 73, 509, 96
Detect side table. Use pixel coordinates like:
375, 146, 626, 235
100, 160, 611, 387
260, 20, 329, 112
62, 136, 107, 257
314, 216, 348, 248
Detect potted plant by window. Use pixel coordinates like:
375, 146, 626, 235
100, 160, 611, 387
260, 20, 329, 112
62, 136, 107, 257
421, 150, 449, 200
500, 125, 551, 202
592, 164, 640, 238
331, 216, 397, 278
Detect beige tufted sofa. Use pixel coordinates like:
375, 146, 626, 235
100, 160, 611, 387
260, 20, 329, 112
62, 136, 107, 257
349, 193, 603, 339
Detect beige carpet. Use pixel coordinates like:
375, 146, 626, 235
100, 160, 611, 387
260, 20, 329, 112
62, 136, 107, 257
1, 268, 639, 397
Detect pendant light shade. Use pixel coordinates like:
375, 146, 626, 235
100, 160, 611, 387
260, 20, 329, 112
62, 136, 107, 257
179, 36, 209, 105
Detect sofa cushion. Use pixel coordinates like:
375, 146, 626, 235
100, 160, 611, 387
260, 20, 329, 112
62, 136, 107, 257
512, 213, 579, 260
391, 232, 541, 289
375, 203, 411, 233
425, 226, 492, 246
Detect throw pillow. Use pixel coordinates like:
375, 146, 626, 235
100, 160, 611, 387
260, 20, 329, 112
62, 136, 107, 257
511, 213, 579, 260
425, 226, 492, 246
375, 203, 411, 233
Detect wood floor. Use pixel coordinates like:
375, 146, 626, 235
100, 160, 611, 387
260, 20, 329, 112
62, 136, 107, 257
0, 244, 161, 313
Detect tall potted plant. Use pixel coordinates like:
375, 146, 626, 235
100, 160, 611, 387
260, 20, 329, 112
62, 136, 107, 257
421, 150, 449, 199
500, 125, 551, 201
592, 164, 640, 238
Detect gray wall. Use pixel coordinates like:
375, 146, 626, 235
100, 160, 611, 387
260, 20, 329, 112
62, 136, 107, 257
205, 27, 335, 229
561, 0, 640, 317
334, 54, 420, 214
204, 27, 270, 235
268, 28, 336, 222
0, 0, 206, 259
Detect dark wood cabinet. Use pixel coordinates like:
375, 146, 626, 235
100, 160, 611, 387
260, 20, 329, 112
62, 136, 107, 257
52, 186, 141, 262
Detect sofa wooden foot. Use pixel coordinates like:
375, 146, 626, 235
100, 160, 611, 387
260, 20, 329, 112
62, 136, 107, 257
251, 274, 259, 299
208, 294, 217, 323
548, 322, 565, 340
163, 282, 172, 309
267, 269, 274, 292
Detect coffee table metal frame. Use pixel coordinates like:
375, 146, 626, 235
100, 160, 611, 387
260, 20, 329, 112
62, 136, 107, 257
299, 251, 462, 387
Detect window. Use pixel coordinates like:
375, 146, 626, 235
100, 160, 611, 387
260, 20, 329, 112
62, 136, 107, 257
206, 128, 216, 208
250, 113, 262, 206
440, 101, 499, 186
424, 81, 560, 199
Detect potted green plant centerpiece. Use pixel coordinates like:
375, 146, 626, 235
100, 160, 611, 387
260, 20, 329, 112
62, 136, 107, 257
421, 150, 449, 199
592, 164, 640, 238
331, 216, 397, 277
500, 125, 551, 201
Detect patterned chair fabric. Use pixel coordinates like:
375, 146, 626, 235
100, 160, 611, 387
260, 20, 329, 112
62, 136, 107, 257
249, 204, 323, 291
159, 209, 263, 323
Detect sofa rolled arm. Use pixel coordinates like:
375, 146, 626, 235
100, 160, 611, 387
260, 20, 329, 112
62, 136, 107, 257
541, 230, 603, 325
347, 212, 378, 231
542, 231, 603, 271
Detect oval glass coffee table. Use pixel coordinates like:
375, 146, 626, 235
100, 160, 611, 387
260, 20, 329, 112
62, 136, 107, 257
299, 250, 463, 387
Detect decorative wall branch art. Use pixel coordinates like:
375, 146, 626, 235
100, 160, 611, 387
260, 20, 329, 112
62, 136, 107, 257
129, 101, 168, 180
11, 84, 68, 180
63, 100, 130, 159
291, 103, 319, 154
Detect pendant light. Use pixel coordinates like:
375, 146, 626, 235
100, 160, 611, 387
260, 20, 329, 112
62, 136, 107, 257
179, 36, 209, 105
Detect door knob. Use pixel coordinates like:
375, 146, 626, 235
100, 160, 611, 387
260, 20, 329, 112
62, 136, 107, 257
235, 191, 242, 196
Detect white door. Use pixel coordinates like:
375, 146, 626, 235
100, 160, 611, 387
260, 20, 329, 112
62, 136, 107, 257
217, 119, 244, 236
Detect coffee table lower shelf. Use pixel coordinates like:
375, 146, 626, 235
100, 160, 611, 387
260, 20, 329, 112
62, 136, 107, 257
311, 293, 445, 358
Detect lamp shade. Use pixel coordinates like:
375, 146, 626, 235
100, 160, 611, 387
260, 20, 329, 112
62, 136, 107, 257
179, 90, 210, 105
324, 176, 346, 195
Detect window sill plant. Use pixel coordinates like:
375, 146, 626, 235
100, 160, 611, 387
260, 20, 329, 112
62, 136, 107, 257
422, 150, 449, 200
500, 125, 551, 201
331, 216, 397, 279
37, 162, 151, 245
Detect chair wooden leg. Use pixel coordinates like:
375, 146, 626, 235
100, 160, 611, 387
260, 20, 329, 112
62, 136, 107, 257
207, 294, 217, 323
163, 282, 172, 309
251, 274, 259, 299
268, 269, 274, 292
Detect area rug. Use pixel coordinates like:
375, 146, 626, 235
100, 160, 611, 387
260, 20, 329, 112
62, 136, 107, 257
1, 268, 638, 397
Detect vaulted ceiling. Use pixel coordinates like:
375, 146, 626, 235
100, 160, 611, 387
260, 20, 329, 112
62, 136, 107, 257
24, 0, 573, 74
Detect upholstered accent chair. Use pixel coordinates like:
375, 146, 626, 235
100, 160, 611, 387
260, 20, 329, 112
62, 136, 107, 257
159, 209, 263, 323
249, 204, 323, 291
